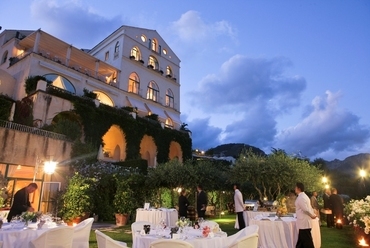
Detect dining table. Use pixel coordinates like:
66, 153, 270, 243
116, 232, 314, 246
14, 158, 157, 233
135, 208, 178, 227
249, 215, 321, 248
134, 228, 228, 248
0, 221, 61, 248
235, 210, 275, 228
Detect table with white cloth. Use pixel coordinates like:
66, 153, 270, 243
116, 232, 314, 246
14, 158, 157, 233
0, 222, 61, 248
249, 216, 321, 248
235, 211, 275, 228
134, 228, 227, 248
0, 210, 9, 223
135, 208, 178, 227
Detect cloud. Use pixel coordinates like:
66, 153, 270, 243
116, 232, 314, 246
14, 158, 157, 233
182, 115, 223, 150
30, 0, 122, 47
171, 10, 236, 43
186, 55, 306, 149
275, 91, 370, 157
189, 55, 306, 113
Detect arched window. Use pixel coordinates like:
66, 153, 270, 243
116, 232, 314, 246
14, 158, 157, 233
151, 39, 157, 52
148, 56, 158, 69
1, 51, 8, 65
43, 73, 76, 94
130, 47, 140, 60
147, 81, 159, 102
114, 41, 120, 57
166, 89, 174, 108
166, 66, 172, 77
165, 118, 173, 129
128, 73, 140, 94
93, 91, 114, 106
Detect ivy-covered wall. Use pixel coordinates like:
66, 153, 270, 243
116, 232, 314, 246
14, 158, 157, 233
45, 86, 192, 163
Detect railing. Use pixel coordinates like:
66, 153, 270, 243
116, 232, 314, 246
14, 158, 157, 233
0, 120, 69, 141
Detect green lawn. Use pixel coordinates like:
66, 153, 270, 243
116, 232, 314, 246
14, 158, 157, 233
88, 215, 358, 248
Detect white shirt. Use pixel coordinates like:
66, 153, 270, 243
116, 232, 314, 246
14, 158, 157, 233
234, 189, 244, 212
295, 192, 315, 229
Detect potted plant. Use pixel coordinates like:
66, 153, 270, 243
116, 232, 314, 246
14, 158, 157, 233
60, 173, 95, 225
129, 55, 135, 60
113, 175, 135, 226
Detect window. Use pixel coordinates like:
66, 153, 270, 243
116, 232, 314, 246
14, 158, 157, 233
114, 41, 119, 57
166, 66, 172, 77
151, 39, 157, 52
128, 73, 140, 94
148, 56, 158, 69
1, 50, 8, 65
43, 73, 76, 94
165, 118, 173, 129
166, 89, 174, 108
162, 49, 167, 55
130, 47, 140, 60
93, 91, 114, 106
147, 81, 159, 102
141, 35, 147, 42
105, 51, 109, 61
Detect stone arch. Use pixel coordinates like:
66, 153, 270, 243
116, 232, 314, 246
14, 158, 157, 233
169, 141, 183, 162
140, 135, 157, 167
102, 125, 126, 161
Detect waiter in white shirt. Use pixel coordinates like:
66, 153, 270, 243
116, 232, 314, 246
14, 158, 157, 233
234, 183, 246, 229
295, 182, 317, 248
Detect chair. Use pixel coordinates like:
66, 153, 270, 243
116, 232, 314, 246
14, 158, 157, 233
30, 225, 74, 248
150, 239, 194, 248
95, 230, 128, 248
223, 225, 259, 248
131, 221, 153, 248
72, 217, 94, 248
228, 233, 259, 248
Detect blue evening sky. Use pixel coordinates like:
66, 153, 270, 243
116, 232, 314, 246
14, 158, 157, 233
1, 0, 369, 161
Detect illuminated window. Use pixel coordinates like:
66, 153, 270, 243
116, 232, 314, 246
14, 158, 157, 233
166, 66, 172, 77
147, 81, 159, 102
162, 49, 167, 55
165, 118, 173, 129
141, 35, 147, 42
148, 56, 159, 69
105, 51, 109, 61
128, 73, 140, 94
93, 91, 114, 106
130, 47, 140, 60
1, 50, 8, 65
151, 39, 157, 52
166, 89, 174, 108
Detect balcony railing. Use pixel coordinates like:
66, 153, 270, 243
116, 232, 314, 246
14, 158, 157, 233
0, 120, 69, 141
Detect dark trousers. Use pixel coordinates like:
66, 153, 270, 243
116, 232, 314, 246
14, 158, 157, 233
236, 211, 245, 229
327, 213, 334, 227
296, 228, 314, 248
197, 210, 206, 218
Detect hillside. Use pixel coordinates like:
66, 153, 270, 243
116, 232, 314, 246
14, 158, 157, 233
326, 153, 370, 175
205, 143, 266, 158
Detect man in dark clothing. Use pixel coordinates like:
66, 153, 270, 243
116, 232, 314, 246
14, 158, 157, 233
330, 188, 344, 223
7, 183, 38, 222
323, 188, 334, 227
178, 189, 190, 218
196, 185, 207, 219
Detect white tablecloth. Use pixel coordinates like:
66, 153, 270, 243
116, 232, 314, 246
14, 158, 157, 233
235, 211, 275, 228
0, 222, 59, 248
134, 228, 227, 248
250, 217, 321, 248
136, 208, 178, 227
0, 210, 9, 223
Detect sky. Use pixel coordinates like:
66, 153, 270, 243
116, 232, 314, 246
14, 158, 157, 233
1, 0, 369, 161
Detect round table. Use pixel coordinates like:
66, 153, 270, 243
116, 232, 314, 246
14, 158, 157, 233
249, 217, 321, 248
134, 228, 227, 248
0, 222, 60, 248
135, 208, 178, 227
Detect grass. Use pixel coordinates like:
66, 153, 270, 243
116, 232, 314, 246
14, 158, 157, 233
88, 215, 358, 248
